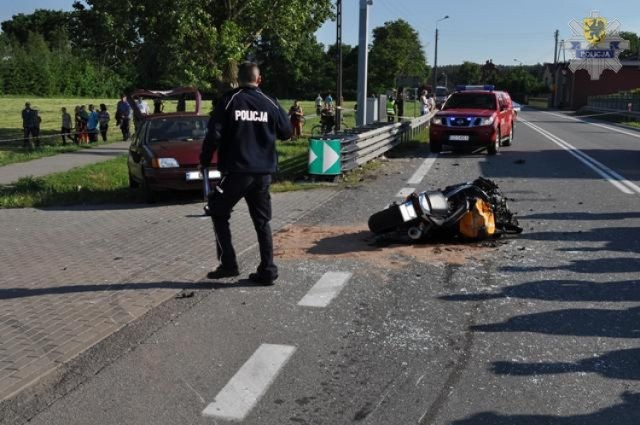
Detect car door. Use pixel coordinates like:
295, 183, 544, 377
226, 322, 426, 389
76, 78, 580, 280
496, 93, 508, 138
505, 94, 515, 126
128, 122, 148, 181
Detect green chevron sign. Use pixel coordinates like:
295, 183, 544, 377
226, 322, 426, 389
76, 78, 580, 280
308, 139, 341, 175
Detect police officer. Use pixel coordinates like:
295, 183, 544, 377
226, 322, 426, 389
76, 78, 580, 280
199, 62, 292, 285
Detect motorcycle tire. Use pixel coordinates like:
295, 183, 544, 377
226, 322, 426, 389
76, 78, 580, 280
368, 206, 404, 234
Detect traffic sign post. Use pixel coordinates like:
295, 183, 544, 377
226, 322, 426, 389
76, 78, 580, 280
308, 139, 342, 176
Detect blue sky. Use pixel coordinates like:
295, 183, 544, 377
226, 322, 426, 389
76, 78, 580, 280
2, 0, 638, 66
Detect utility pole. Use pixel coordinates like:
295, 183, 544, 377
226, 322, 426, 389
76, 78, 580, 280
335, 0, 343, 131
432, 27, 439, 91
554, 29, 559, 64
553, 29, 560, 108
432, 16, 449, 93
356, 0, 372, 127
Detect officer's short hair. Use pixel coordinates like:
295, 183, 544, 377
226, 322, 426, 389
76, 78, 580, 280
238, 62, 260, 85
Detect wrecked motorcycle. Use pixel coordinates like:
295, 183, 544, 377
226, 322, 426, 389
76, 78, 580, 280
368, 177, 522, 241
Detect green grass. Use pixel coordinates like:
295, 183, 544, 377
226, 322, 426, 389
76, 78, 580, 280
0, 155, 132, 208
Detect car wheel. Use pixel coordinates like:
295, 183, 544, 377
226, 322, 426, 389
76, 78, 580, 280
140, 175, 156, 203
128, 172, 139, 188
487, 129, 500, 155
503, 124, 514, 147
430, 141, 442, 153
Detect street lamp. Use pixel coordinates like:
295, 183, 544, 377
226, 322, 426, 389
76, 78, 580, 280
432, 15, 449, 93
513, 58, 523, 66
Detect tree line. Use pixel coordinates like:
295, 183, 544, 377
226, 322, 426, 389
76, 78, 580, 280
0, 3, 431, 100
6, 4, 632, 101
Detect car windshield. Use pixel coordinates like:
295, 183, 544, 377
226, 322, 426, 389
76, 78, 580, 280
443, 93, 496, 110
147, 116, 208, 142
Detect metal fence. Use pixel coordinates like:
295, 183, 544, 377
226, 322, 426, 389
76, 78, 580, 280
587, 93, 640, 113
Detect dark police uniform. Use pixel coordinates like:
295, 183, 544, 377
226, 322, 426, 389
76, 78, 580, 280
200, 85, 292, 282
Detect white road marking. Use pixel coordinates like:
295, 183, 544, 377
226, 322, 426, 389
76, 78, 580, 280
407, 154, 438, 185
396, 187, 415, 198
541, 110, 640, 140
202, 344, 296, 421
521, 118, 640, 195
298, 272, 352, 308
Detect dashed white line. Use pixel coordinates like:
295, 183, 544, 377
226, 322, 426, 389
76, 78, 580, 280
202, 344, 296, 421
407, 154, 438, 185
521, 118, 640, 195
396, 187, 415, 198
298, 272, 352, 308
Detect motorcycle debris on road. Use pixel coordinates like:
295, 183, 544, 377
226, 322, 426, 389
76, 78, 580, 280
368, 177, 522, 244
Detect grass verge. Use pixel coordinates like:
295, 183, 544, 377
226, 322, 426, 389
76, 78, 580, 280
0, 155, 132, 208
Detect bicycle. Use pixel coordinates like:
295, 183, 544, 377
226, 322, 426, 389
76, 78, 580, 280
309, 115, 350, 138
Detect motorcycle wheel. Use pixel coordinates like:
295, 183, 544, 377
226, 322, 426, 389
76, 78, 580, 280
368, 206, 404, 234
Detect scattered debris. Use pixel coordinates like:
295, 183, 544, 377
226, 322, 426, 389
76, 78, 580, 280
274, 225, 492, 267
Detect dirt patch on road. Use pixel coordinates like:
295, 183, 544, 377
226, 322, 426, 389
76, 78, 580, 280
274, 225, 492, 268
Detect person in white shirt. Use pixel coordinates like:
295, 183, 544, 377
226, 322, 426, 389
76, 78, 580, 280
427, 93, 436, 113
135, 97, 149, 115
420, 90, 429, 115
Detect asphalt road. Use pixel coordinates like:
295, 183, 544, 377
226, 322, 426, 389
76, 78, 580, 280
22, 109, 640, 424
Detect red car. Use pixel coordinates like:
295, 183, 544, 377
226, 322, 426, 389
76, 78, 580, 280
429, 85, 516, 155
127, 113, 220, 202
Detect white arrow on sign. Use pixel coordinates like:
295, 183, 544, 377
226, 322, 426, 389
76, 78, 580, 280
323, 143, 340, 173
309, 148, 318, 165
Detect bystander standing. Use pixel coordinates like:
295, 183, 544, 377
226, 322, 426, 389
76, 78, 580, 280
289, 100, 304, 140
396, 87, 405, 121
87, 104, 99, 143
98, 104, 110, 142
21, 102, 40, 149
61, 107, 72, 145
116, 95, 131, 141
420, 90, 429, 115
153, 98, 164, 114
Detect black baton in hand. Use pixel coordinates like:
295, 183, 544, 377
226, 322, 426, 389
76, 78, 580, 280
202, 167, 212, 216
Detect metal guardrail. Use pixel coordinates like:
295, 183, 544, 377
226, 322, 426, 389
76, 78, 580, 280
580, 105, 640, 118
311, 113, 433, 175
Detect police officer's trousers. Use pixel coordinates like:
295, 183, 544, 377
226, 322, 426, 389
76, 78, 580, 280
209, 173, 277, 279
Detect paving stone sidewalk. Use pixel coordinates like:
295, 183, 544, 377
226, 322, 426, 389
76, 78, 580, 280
0, 142, 130, 185
0, 188, 338, 402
